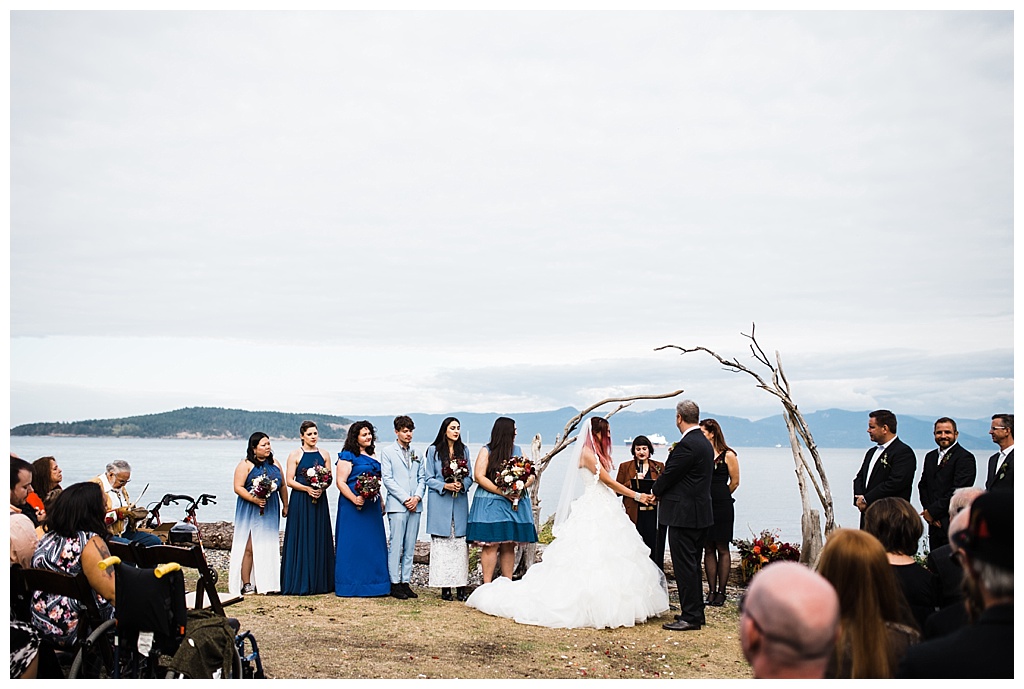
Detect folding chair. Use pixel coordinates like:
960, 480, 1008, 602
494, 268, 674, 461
130, 543, 242, 614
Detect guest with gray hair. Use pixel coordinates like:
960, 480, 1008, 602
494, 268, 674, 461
91, 459, 160, 546
922, 508, 975, 639
926, 488, 986, 608
740, 562, 840, 678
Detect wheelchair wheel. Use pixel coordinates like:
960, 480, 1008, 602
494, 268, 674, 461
68, 619, 116, 678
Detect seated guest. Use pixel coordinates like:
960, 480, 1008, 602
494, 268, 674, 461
864, 497, 940, 630
817, 529, 920, 678
926, 487, 984, 608
897, 492, 1013, 678
92, 460, 160, 547
10, 459, 40, 568
30, 482, 116, 649
923, 508, 974, 639
740, 562, 840, 678
10, 456, 42, 528
30, 456, 64, 514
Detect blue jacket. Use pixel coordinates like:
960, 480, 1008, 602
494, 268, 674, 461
424, 445, 474, 537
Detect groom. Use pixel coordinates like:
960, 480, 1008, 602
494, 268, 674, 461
652, 399, 714, 631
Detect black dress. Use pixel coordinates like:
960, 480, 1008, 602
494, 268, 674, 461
707, 453, 734, 542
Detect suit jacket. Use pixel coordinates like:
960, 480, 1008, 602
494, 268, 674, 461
651, 428, 714, 529
896, 604, 1013, 678
423, 445, 474, 537
918, 443, 976, 532
853, 437, 917, 507
985, 448, 1013, 492
615, 458, 665, 524
380, 442, 427, 514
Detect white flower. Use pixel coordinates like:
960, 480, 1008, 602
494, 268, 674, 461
515, 480, 524, 490
449, 461, 458, 470
504, 475, 514, 484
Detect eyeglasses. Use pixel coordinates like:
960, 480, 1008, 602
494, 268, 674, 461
990, 426, 1008, 431
739, 592, 834, 660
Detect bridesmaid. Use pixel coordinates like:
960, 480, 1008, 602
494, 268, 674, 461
280, 420, 335, 595
229, 432, 287, 595
334, 421, 390, 597
699, 418, 740, 607
424, 417, 474, 601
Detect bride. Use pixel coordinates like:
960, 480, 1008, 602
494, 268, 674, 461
465, 417, 670, 628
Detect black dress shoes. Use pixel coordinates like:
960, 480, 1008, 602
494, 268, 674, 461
711, 591, 726, 607
390, 583, 408, 599
663, 619, 702, 631
402, 582, 418, 598
441, 588, 453, 601
455, 587, 468, 601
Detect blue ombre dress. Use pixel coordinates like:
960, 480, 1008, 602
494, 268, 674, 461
334, 450, 390, 597
228, 458, 285, 594
466, 444, 539, 544
280, 450, 335, 595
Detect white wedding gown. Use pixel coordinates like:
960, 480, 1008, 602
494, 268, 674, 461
465, 466, 669, 628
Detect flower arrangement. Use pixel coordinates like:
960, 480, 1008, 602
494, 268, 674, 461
732, 529, 800, 582
250, 475, 279, 516
497, 456, 536, 511
442, 454, 471, 484
353, 472, 382, 511
305, 465, 332, 504
409, 449, 420, 463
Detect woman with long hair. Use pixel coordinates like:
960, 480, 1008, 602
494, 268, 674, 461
424, 417, 474, 601
27, 456, 63, 518
864, 497, 940, 630
29, 482, 115, 649
280, 421, 335, 595
229, 432, 288, 595
466, 417, 669, 628
334, 421, 390, 597
465, 417, 538, 583
816, 528, 920, 678
698, 418, 740, 606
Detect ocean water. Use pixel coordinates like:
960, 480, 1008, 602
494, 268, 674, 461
10, 436, 990, 548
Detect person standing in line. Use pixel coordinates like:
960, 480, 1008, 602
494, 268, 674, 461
465, 417, 538, 583
334, 421, 391, 597
424, 417, 473, 601
985, 413, 1013, 492
652, 399, 715, 632
615, 436, 667, 570
280, 420, 335, 595
699, 418, 740, 607
380, 415, 426, 600
852, 410, 916, 528
918, 417, 976, 550
229, 432, 288, 596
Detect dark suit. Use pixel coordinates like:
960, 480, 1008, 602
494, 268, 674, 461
896, 603, 1013, 678
853, 437, 916, 528
918, 443, 976, 549
985, 448, 1013, 492
652, 428, 714, 626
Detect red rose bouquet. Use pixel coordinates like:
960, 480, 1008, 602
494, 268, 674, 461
353, 472, 382, 511
442, 454, 471, 483
496, 456, 535, 511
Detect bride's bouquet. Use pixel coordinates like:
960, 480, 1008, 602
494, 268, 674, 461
250, 475, 279, 516
497, 456, 535, 511
353, 472, 382, 511
305, 465, 332, 503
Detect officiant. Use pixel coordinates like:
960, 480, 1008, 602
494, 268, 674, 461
615, 436, 668, 569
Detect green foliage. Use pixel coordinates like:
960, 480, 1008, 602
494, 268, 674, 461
537, 515, 556, 544
10, 407, 355, 440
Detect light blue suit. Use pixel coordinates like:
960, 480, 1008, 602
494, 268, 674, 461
380, 441, 427, 584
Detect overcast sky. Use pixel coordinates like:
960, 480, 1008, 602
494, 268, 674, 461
8, 10, 1014, 428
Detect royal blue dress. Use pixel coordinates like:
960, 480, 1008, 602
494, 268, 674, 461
466, 444, 539, 544
334, 450, 390, 597
280, 450, 335, 595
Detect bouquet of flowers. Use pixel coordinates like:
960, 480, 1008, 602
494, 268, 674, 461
732, 529, 801, 582
305, 465, 332, 503
442, 454, 471, 484
250, 475, 279, 516
496, 456, 535, 511
353, 472, 382, 511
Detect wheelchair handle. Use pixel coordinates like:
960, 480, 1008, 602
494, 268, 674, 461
154, 562, 182, 578
98, 556, 121, 571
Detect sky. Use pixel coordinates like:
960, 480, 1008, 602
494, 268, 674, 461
7, 9, 1015, 429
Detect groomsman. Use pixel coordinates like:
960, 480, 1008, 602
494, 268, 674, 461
985, 414, 1013, 492
652, 399, 714, 632
381, 415, 426, 600
918, 417, 977, 550
853, 410, 916, 528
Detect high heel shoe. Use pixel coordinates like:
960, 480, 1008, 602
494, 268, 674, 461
441, 588, 453, 601
455, 587, 468, 601
711, 591, 726, 607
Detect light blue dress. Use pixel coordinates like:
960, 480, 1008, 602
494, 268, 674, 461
334, 451, 391, 597
466, 444, 538, 544
229, 458, 285, 594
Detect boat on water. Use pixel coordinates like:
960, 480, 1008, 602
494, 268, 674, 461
622, 433, 669, 446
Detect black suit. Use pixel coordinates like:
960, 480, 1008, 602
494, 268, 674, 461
853, 436, 916, 528
896, 603, 1013, 678
918, 443, 976, 549
985, 448, 1013, 492
652, 427, 714, 626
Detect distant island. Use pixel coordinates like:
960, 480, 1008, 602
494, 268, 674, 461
9, 406, 997, 450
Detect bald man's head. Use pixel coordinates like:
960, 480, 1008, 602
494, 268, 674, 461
741, 562, 840, 679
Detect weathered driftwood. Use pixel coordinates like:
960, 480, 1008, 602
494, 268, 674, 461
656, 324, 835, 566
517, 389, 686, 571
